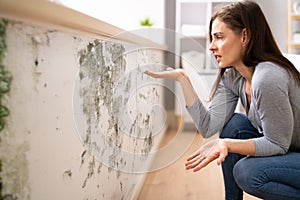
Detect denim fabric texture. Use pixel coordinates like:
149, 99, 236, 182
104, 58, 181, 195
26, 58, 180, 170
219, 113, 300, 200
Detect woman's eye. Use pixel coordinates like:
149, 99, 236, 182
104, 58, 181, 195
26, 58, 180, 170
216, 35, 223, 39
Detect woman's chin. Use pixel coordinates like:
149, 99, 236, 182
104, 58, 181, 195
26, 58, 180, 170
218, 63, 233, 70
218, 64, 227, 69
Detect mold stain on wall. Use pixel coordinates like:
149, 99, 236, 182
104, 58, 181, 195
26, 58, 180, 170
0, 19, 12, 131
0, 19, 20, 200
75, 39, 164, 184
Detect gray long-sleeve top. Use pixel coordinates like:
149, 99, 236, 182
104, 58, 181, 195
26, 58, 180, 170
187, 61, 300, 156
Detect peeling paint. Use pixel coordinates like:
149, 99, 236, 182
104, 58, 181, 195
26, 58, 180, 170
31, 34, 44, 91
82, 157, 95, 188
80, 150, 87, 167
77, 40, 126, 161
63, 170, 72, 180
142, 131, 153, 154
73, 39, 165, 198
75, 43, 164, 172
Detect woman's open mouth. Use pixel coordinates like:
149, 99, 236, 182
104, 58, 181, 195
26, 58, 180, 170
215, 55, 221, 62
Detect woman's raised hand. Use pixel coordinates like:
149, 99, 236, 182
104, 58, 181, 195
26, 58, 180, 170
144, 67, 186, 82
145, 67, 198, 107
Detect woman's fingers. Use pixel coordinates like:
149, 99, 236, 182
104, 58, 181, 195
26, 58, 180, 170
144, 70, 166, 78
144, 70, 168, 79
144, 68, 185, 81
186, 153, 203, 166
191, 157, 213, 172
186, 151, 198, 161
185, 154, 214, 172
166, 67, 174, 71
186, 140, 216, 162
144, 70, 158, 77
185, 154, 205, 169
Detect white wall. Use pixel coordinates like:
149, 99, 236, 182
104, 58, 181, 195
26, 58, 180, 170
255, 0, 287, 53
54, 0, 165, 31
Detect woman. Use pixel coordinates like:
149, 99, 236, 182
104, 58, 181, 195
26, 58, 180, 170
145, 1, 300, 200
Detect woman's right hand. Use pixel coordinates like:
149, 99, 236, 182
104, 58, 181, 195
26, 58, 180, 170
144, 67, 186, 82
145, 67, 198, 107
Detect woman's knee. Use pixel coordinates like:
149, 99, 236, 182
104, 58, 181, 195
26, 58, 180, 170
233, 157, 260, 194
233, 154, 300, 200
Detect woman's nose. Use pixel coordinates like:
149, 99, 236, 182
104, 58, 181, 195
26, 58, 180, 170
209, 41, 216, 52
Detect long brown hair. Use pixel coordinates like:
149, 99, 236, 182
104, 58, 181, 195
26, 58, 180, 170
209, 0, 300, 100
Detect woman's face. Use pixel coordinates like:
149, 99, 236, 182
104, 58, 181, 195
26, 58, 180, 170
209, 18, 245, 68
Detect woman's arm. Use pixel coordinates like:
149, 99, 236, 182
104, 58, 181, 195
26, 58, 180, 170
176, 72, 199, 107
145, 67, 239, 138
225, 138, 256, 156
185, 138, 256, 172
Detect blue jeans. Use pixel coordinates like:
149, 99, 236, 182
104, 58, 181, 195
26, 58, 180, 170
219, 113, 300, 200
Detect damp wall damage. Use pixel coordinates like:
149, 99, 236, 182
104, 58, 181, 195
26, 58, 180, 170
0, 19, 165, 200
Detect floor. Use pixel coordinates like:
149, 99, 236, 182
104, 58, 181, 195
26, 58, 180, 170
137, 128, 260, 200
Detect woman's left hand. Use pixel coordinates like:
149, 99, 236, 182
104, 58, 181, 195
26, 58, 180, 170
185, 139, 228, 172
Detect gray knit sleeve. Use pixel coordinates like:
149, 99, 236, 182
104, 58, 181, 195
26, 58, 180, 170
186, 79, 238, 138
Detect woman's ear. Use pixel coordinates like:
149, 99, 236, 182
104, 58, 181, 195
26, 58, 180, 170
241, 28, 250, 46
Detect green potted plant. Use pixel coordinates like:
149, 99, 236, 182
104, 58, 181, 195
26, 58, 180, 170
140, 17, 154, 27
